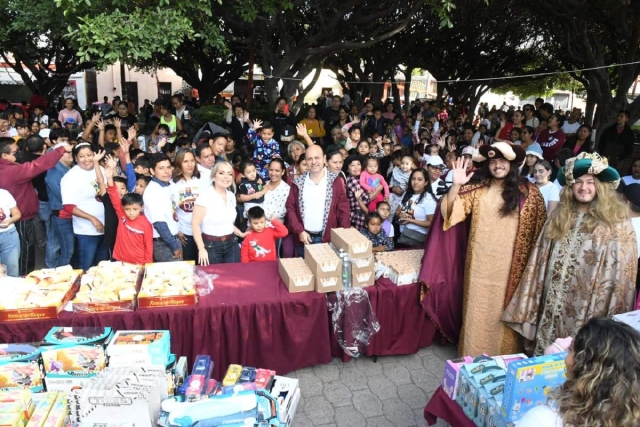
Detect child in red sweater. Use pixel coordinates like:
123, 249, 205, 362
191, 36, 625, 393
240, 206, 288, 262
106, 167, 154, 264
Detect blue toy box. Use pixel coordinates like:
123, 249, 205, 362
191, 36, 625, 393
500, 352, 567, 423
474, 375, 505, 427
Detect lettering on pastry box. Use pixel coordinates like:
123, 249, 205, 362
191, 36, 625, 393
137, 294, 197, 308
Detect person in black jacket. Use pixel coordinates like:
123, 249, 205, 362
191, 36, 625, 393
598, 110, 636, 174
224, 102, 250, 148
271, 97, 297, 143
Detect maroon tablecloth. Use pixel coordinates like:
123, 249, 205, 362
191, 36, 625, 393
424, 386, 475, 427
0, 262, 332, 379
330, 278, 437, 359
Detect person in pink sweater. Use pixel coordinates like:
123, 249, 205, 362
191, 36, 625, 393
360, 157, 389, 212
57, 98, 83, 128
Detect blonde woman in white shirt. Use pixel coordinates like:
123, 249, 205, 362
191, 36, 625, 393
172, 149, 202, 261
61, 143, 108, 271
192, 161, 246, 265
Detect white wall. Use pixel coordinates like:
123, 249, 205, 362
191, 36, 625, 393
96, 63, 185, 105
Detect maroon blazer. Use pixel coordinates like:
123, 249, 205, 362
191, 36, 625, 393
286, 170, 351, 244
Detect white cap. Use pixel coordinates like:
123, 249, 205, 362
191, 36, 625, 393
426, 156, 445, 167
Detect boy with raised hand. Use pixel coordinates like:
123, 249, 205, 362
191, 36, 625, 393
105, 161, 153, 264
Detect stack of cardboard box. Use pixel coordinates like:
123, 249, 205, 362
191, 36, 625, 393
278, 258, 315, 293
304, 244, 343, 293
331, 228, 374, 288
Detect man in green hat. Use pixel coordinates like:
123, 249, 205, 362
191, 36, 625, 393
503, 152, 638, 355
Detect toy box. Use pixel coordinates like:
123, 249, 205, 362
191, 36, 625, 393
330, 228, 372, 259
304, 244, 342, 278
443, 355, 491, 400
269, 376, 299, 422
462, 367, 505, 420
0, 413, 21, 427
278, 258, 314, 293
474, 375, 506, 427
25, 392, 57, 427
491, 354, 527, 370
0, 361, 43, 393
455, 359, 497, 412
0, 390, 33, 421
106, 330, 170, 362
613, 310, 640, 333
41, 344, 106, 392
184, 355, 213, 401
500, 353, 567, 423
0, 345, 39, 364
0, 401, 27, 427
222, 365, 242, 387
40, 327, 113, 348
174, 356, 187, 389
485, 395, 503, 427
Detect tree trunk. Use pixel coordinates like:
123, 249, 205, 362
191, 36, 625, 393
369, 82, 384, 106
264, 77, 281, 108
391, 77, 401, 110
436, 82, 446, 106
403, 70, 413, 114
584, 86, 597, 126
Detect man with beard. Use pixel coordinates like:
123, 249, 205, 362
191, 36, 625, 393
419, 142, 547, 356
503, 152, 637, 355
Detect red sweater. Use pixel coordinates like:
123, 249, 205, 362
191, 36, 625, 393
107, 185, 153, 264
240, 218, 289, 262
0, 146, 65, 220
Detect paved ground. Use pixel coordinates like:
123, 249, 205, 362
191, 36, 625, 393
284, 344, 457, 427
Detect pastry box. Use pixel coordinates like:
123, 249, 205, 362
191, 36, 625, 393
330, 228, 372, 258
73, 261, 143, 313
138, 261, 197, 308
0, 266, 80, 321
304, 244, 342, 278
278, 258, 314, 293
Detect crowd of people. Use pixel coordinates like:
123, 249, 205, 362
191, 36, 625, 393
0, 90, 638, 423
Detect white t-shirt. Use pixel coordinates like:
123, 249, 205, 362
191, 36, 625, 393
144, 180, 179, 238
537, 182, 560, 211
561, 121, 580, 134
0, 189, 17, 233
526, 117, 539, 128
194, 186, 237, 236
172, 177, 203, 236
622, 175, 640, 186
61, 166, 106, 236
517, 405, 563, 427
631, 217, 640, 255
302, 171, 327, 233
430, 178, 443, 200
401, 193, 437, 234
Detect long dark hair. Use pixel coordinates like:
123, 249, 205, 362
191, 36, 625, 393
475, 160, 524, 216
401, 169, 437, 206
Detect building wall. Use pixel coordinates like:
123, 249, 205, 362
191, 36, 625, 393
95, 63, 185, 108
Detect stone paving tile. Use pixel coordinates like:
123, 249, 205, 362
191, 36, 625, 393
288, 349, 453, 426
334, 405, 367, 427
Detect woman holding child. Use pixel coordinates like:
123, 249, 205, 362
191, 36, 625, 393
395, 169, 437, 247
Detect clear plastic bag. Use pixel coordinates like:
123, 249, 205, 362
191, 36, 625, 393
194, 270, 217, 297
326, 288, 380, 358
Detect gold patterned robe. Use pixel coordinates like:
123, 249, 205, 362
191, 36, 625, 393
503, 213, 638, 355
443, 181, 547, 356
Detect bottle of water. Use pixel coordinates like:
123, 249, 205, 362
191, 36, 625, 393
342, 253, 352, 290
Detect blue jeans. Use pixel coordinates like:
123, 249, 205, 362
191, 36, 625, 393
204, 237, 240, 264
296, 235, 324, 257
76, 234, 108, 271
39, 202, 60, 268
182, 234, 198, 262
0, 228, 20, 277
51, 216, 74, 267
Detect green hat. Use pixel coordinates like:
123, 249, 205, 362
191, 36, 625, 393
557, 152, 620, 187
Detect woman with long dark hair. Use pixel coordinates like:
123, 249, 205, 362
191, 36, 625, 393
564, 124, 593, 156
395, 169, 438, 247
172, 149, 202, 261
518, 317, 640, 427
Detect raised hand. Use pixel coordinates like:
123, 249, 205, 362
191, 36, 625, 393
252, 119, 263, 131
436, 136, 446, 149
127, 126, 137, 141
94, 150, 106, 164
105, 155, 118, 171
91, 111, 102, 123
296, 123, 307, 136
451, 157, 474, 186
113, 117, 122, 129
119, 136, 130, 153
96, 119, 105, 131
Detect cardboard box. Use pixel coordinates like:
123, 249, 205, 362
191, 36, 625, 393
474, 374, 506, 426
138, 261, 197, 308
330, 228, 372, 258
278, 259, 314, 293
456, 360, 498, 411
500, 353, 567, 423
375, 250, 424, 285
0, 361, 43, 393
613, 310, 640, 333
0, 391, 33, 421
270, 376, 299, 422
461, 367, 506, 420
350, 254, 374, 273
40, 327, 113, 348
352, 270, 374, 288
304, 244, 342, 278
315, 275, 342, 293
442, 356, 475, 400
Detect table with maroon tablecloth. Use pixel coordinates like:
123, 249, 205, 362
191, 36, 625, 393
0, 262, 332, 379
330, 278, 437, 359
424, 386, 475, 427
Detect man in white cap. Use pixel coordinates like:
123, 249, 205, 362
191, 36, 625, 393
422, 142, 547, 356
503, 152, 637, 354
